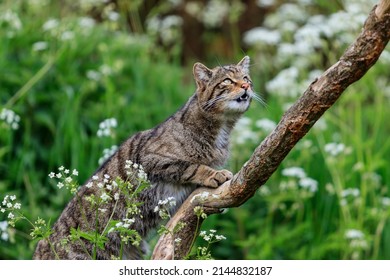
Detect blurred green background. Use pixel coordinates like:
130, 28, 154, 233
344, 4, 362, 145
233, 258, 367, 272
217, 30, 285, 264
1, 0, 390, 259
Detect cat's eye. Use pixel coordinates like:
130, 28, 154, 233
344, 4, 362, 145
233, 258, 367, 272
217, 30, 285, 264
243, 76, 251, 83
223, 78, 233, 85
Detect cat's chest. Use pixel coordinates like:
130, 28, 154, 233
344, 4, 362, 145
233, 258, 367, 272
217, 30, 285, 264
215, 125, 229, 150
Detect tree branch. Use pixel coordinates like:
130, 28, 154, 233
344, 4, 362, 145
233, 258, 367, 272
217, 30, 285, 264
152, 1, 390, 260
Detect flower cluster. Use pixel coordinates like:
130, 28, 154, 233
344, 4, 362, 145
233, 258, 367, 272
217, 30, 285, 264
0, 10, 22, 38
0, 220, 9, 241
97, 118, 117, 138
281, 166, 318, 193
199, 229, 226, 242
324, 142, 352, 157
98, 145, 118, 165
0, 195, 21, 226
0, 108, 21, 130
196, 229, 227, 259
340, 187, 360, 207
125, 160, 148, 181
48, 166, 79, 194
108, 219, 135, 234
345, 228, 368, 259
154, 197, 176, 220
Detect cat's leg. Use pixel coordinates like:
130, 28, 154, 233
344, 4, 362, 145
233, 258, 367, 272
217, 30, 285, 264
142, 154, 232, 188
183, 164, 233, 188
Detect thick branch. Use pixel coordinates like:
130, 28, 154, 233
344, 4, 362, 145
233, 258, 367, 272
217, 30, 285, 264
152, 1, 390, 260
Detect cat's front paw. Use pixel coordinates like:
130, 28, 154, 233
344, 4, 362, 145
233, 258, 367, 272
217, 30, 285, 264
204, 169, 233, 188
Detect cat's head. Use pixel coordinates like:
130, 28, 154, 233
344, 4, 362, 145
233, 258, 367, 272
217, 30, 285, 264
193, 56, 253, 118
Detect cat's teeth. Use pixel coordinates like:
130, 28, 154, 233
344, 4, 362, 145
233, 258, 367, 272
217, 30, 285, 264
236, 92, 249, 102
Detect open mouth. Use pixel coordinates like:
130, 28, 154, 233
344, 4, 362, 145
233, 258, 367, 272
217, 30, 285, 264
236, 92, 249, 103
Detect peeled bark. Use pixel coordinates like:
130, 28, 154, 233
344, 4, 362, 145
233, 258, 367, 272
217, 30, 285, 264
152, 1, 390, 260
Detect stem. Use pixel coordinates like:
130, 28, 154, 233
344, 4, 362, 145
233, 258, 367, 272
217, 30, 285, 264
5, 56, 55, 108
100, 190, 121, 237
47, 238, 60, 260
119, 240, 124, 260
93, 206, 99, 260
186, 214, 201, 258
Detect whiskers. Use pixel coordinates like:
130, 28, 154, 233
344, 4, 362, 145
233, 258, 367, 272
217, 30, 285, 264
202, 91, 267, 112
251, 91, 268, 108
202, 95, 227, 111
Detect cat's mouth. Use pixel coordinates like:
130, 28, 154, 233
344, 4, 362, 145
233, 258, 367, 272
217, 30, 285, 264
236, 92, 250, 103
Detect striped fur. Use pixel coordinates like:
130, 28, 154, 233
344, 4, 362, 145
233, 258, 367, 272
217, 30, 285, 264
33, 56, 254, 259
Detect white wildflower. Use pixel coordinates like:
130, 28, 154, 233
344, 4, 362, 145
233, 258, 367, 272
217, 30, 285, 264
42, 18, 59, 31
259, 185, 271, 196
86, 181, 93, 188
281, 167, 306, 179
175, 238, 182, 244
72, 169, 79, 176
0, 221, 9, 241
266, 66, 300, 98
97, 118, 117, 137
0, 10, 22, 37
324, 142, 346, 157
201, 0, 229, 28
299, 177, 318, 192
32, 41, 48, 52
256, 0, 275, 8
100, 192, 110, 202
0, 108, 21, 130
255, 118, 277, 132
1, 231, 9, 241
243, 27, 281, 46
341, 188, 360, 198
0, 221, 8, 231
114, 193, 120, 201
350, 239, 368, 249
78, 17, 95, 29
65, 177, 72, 183
60, 31, 75, 41
382, 197, 390, 207
215, 235, 226, 241
345, 229, 364, 240
48, 172, 55, 178
86, 70, 102, 81
98, 145, 118, 165
57, 182, 64, 189
7, 212, 14, 220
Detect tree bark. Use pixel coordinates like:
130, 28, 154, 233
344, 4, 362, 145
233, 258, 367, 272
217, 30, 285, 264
152, 1, 390, 260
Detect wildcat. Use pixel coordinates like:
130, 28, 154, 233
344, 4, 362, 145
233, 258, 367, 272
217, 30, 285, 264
33, 56, 255, 259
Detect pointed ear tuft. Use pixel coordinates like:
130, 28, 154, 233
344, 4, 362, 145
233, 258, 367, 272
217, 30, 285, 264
193, 62, 213, 89
237, 56, 250, 74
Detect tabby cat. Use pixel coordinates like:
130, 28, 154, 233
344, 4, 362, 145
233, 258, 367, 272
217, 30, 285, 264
33, 56, 255, 259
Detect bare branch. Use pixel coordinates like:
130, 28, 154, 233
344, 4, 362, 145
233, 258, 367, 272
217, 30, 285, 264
152, 1, 390, 260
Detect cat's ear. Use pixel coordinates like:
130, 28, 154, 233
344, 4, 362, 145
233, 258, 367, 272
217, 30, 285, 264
193, 62, 213, 89
237, 56, 250, 74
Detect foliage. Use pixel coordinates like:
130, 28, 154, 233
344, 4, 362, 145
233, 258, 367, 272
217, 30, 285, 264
1, 0, 390, 260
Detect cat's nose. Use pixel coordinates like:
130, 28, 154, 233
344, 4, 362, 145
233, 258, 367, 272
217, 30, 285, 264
241, 83, 250, 90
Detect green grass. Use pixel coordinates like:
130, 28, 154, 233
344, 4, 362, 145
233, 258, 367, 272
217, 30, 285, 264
1, 0, 390, 260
